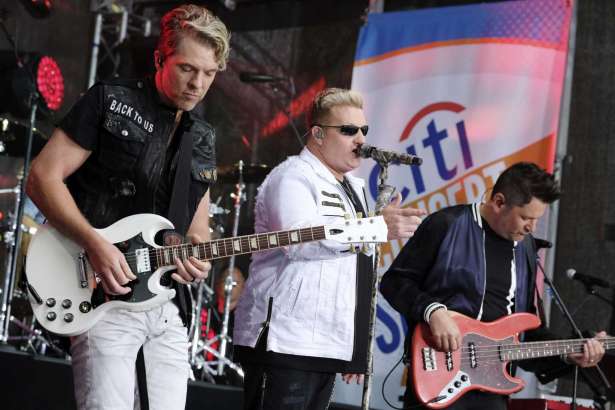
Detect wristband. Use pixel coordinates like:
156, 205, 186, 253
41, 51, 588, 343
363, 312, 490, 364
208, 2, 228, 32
424, 303, 447, 323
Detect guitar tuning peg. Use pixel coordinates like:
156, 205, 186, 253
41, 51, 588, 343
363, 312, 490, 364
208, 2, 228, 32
356, 212, 363, 219
344, 214, 351, 220
361, 244, 370, 254
368, 211, 375, 217
349, 245, 357, 253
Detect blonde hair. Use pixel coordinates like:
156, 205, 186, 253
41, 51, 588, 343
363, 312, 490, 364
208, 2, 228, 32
158, 4, 231, 70
309, 88, 363, 125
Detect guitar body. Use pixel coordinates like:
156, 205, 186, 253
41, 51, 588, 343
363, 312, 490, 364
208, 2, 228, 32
412, 312, 542, 408
26, 214, 175, 336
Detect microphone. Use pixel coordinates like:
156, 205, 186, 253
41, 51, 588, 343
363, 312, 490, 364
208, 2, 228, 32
566, 268, 612, 289
354, 144, 423, 166
239, 72, 285, 83
533, 237, 553, 250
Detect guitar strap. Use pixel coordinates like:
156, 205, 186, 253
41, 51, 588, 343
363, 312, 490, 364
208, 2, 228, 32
137, 118, 194, 410
167, 120, 194, 237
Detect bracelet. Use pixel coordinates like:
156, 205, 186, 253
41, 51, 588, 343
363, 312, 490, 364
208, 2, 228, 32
424, 303, 447, 323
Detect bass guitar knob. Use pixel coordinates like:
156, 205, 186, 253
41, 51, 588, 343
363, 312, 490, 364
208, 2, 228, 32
46, 298, 56, 307
64, 313, 74, 323
46, 311, 57, 321
62, 299, 72, 309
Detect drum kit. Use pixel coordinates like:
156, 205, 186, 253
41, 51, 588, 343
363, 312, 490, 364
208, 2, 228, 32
0, 119, 270, 384
188, 160, 269, 384
0, 114, 66, 356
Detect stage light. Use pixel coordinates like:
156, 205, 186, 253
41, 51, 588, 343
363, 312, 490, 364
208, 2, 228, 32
35, 56, 64, 111
0, 52, 65, 118
19, 0, 53, 19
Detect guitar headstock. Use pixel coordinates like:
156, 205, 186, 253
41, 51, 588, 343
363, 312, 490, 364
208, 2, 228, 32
324, 215, 388, 244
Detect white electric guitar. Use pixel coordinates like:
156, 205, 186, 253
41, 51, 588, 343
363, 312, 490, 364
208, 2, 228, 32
25, 213, 387, 336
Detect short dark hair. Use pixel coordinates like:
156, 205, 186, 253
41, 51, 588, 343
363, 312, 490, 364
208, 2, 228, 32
491, 162, 560, 206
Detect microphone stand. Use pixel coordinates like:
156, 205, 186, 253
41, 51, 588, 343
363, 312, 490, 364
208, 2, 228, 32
362, 157, 418, 410
0, 18, 40, 345
248, 76, 305, 150
538, 259, 613, 409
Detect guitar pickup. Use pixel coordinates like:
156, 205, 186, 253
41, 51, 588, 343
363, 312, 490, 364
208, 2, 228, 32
135, 248, 151, 273
445, 351, 454, 371
422, 347, 437, 371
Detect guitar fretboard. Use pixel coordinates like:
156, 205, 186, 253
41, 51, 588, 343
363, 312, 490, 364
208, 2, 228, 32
500, 337, 615, 361
152, 226, 327, 267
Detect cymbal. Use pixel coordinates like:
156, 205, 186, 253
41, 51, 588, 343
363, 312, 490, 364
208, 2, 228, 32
217, 163, 270, 184
0, 115, 48, 158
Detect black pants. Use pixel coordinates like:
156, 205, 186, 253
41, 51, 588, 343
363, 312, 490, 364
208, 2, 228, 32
404, 383, 508, 410
242, 362, 336, 410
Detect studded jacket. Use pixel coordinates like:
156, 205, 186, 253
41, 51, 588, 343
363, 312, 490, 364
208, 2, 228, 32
59, 77, 216, 233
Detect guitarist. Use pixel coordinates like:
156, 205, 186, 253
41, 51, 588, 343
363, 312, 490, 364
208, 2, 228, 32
380, 162, 606, 409
233, 88, 426, 410
26, 5, 230, 410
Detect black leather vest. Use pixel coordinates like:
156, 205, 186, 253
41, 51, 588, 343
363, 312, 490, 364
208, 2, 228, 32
66, 78, 216, 233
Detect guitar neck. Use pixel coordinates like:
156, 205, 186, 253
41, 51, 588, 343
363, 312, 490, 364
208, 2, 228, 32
500, 337, 615, 361
154, 226, 327, 267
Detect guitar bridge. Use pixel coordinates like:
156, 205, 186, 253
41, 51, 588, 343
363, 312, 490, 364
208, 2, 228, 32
422, 347, 437, 371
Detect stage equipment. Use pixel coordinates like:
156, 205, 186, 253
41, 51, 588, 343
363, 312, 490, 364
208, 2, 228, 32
538, 260, 614, 408
0, 52, 64, 118
239, 71, 305, 149
0, 115, 48, 157
509, 398, 594, 410
88, 1, 152, 86
217, 162, 269, 184
190, 160, 249, 381
19, 0, 53, 19
354, 143, 423, 166
566, 268, 613, 290
361, 146, 422, 410
239, 71, 286, 83
0, 19, 49, 345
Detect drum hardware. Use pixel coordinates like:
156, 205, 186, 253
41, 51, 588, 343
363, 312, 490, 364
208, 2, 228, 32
0, 115, 48, 158
6, 314, 68, 358
187, 162, 251, 382
0, 15, 45, 344
216, 162, 269, 185
188, 266, 245, 382
217, 160, 245, 376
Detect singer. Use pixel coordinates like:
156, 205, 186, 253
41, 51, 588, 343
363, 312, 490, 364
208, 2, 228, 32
233, 88, 425, 410
380, 162, 606, 409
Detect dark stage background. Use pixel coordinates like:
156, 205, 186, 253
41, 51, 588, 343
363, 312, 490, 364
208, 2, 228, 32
1, 0, 614, 405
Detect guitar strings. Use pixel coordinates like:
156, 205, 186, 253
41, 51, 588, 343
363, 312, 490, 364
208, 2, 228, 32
119, 227, 326, 264
420, 339, 615, 364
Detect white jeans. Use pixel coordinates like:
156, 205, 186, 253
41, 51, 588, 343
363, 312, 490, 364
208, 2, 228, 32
71, 301, 190, 410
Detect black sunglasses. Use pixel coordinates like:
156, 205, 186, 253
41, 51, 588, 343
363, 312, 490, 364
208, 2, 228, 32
314, 124, 369, 136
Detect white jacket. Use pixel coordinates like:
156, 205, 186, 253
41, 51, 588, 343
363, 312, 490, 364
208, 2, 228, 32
233, 148, 373, 360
